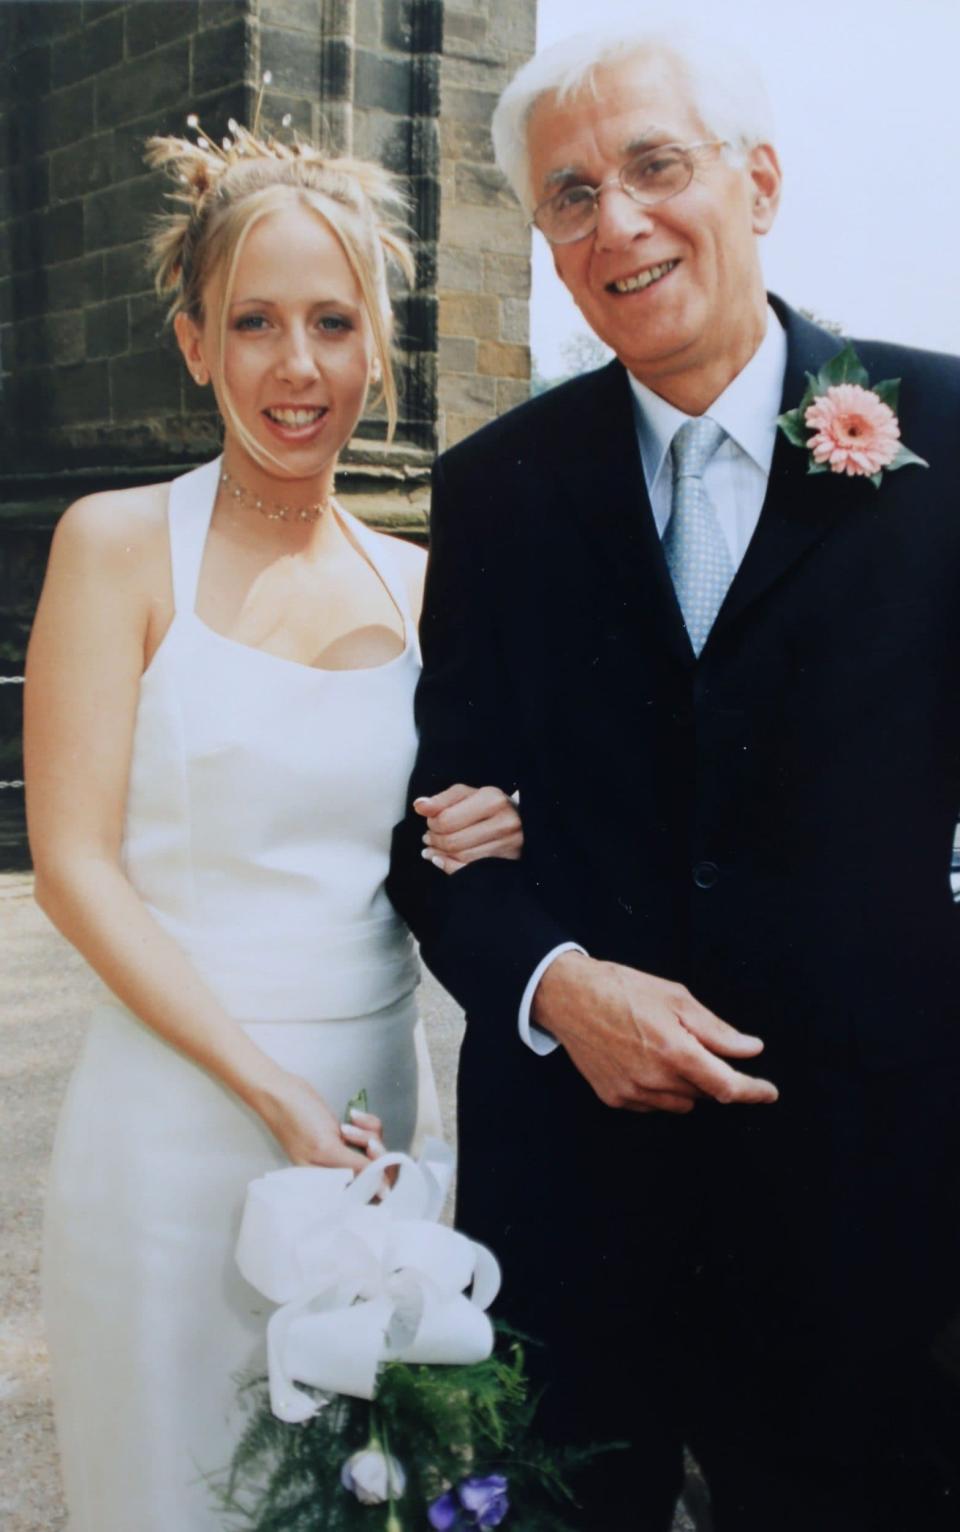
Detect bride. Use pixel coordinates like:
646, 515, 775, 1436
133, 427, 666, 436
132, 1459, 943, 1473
24, 122, 522, 1531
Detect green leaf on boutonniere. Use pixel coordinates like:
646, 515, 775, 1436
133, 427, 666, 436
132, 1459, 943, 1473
873, 377, 901, 414
806, 459, 830, 476
816, 342, 870, 391
776, 407, 809, 448
888, 442, 930, 472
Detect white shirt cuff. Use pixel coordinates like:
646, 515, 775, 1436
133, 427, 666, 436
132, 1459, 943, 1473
517, 942, 587, 1055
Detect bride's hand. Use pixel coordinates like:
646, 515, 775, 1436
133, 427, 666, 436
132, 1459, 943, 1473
413, 783, 523, 874
255, 1072, 376, 1171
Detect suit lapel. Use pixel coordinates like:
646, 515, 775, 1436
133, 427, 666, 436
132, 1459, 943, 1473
555, 302, 878, 663
556, 359, 694, 667
707, 301, 874, 646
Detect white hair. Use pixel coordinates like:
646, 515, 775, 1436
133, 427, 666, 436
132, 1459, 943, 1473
492, 26, 775, 213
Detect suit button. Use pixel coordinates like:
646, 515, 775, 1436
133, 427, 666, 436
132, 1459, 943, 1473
693, 860, 719, 889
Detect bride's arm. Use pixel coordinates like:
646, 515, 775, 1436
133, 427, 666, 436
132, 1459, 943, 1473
394, 535, 523, 873
25, 493, 376, 1173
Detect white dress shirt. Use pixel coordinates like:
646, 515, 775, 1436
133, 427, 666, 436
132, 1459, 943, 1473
518, 307, 788, 1053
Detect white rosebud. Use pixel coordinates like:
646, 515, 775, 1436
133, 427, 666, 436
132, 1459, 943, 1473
281, 112, 293, 127
340, 1448, 407, 1506
186, 113, 199, 128
262, 69, 273, 85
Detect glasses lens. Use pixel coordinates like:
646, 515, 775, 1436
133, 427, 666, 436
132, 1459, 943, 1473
536, 184, 597, 243
622, 147, 692, 204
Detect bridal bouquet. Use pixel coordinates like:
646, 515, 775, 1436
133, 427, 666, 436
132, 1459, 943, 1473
214, 1137, 615, 1531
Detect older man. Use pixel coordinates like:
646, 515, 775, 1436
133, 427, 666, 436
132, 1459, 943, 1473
388, 28, 960, 1531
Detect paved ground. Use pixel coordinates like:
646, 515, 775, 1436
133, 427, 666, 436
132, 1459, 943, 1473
0, 873, 703, 1531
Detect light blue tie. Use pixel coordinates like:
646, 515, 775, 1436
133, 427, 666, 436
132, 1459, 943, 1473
663, 418, 733, 656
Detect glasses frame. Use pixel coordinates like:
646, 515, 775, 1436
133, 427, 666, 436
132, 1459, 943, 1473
530, 139, 729, 246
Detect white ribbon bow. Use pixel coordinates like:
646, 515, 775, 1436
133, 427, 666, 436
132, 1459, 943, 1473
235, 1139, 501, 1422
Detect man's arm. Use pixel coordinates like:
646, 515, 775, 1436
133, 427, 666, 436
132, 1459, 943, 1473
387, 454, 574, 1031
389, 453, 779, 1109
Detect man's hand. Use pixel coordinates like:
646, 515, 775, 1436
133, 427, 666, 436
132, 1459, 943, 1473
533, 951, 779, 1114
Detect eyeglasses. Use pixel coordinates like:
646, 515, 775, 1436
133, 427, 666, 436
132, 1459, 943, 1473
531, 140, 728, 246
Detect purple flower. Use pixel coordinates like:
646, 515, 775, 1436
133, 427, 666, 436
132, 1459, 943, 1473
459, 1475, 509, 1528
428, 1490, 460, 1530
428, 1475, 509, 1530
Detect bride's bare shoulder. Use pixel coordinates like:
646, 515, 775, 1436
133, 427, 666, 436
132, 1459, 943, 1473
52, 480, 172, 569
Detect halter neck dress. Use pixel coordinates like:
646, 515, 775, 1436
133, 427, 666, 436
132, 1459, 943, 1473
43, 458, 432, 1531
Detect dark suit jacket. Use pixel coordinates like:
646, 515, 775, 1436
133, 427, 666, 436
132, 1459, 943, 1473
388, 299, 960, 1088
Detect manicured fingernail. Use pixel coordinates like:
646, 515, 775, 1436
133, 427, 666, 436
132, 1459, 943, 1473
413, 796, 430, 806
369, 1137, 384, 1156
341, 1123, 366, 1141
349, 1108, 375, 1125
430, 855, 445, 870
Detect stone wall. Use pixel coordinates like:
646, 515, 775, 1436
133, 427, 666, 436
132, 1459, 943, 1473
436, 0, 534, 450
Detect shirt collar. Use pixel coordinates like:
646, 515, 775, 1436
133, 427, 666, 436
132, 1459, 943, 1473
627, 304, 787, 491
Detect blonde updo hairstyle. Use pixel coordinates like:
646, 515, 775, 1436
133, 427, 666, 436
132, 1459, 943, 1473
145, 123, 415, 463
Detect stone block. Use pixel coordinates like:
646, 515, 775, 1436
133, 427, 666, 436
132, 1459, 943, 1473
15, 4, 78, 45
35, 80, 95, 155
488, 0, 536, 53
454, 159, 513, 209
483, 251, 530, 298
42, 251, 105, 311
5, 157, 51, 218
438, 291, 498, 340
441, 53, 509, 92
355, 48, 411, 117
444, 9, 489, 47
31, 357, 110, 424
381, 0, 414, 52
85, 176, 160, 254
407, 173, 440, 244
438, 370, 496, 412
9, 310, 84, 367
259, 28, 350, 102
103, 240, 152, 298
126, 0, 200, 58
10, 201, 85, 272
51, 131, 115, 202
95, 38, 190, 127
7, 42, 52, 102
196, 1, 248, 29
260, 0, 347, 33
438, 114, 493, 164
129, 292, 166, 353
437, 246, 482, 295
444, 411, 487, 448
499, 296, 528, 345
477, 339, 527, 379
438, 335, 476, 374
0, 278, 11, 326
439, 83, 500, 128
496, 377, 530, 414
110, 346, 181, 415
51, 9, 123, 89
85, 296, 129, 360
353, 0, 381, 49
191, 19, 247, 98
393, 292, 436, 354
442, 202, 529, 257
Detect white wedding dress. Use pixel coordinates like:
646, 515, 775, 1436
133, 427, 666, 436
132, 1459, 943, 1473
43, 458, 437, 1530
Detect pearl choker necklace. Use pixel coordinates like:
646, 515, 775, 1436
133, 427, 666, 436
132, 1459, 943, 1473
220, 467, 329, 523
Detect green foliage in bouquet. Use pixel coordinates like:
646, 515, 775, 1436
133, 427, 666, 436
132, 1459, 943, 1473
212, 1328, 621, 1531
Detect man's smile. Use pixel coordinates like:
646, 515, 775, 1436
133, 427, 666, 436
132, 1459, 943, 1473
605, 258, 680, 295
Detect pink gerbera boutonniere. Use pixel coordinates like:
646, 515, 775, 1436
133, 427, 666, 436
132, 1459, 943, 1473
777, 342, 928, 488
